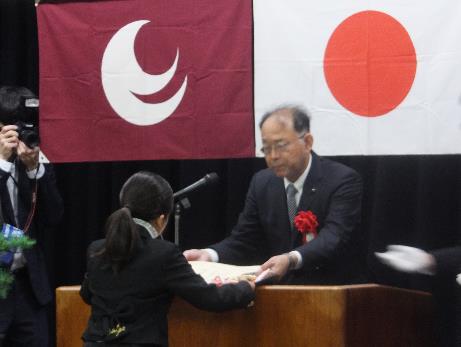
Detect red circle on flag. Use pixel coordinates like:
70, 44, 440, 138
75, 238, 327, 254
324, 10, 417, 117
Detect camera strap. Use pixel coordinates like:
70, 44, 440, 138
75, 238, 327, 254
22, 179, 37, 234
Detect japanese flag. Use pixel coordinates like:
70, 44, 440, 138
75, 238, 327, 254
254, 1, 461, 155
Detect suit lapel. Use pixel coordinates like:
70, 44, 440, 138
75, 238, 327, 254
0, 174, 14, 225
0, 162, 31, 228
298, 152, 322, 211
268, 175, 293, 250
17, 163, 33, 230
293, 152, 323, 246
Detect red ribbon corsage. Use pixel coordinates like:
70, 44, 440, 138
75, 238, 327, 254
294, 210, 319, 244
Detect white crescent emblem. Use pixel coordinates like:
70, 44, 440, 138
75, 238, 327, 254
101, 20, 188, 126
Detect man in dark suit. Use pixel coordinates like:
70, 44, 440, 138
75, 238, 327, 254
0, 86, 63, 347
184, 105, 363, 284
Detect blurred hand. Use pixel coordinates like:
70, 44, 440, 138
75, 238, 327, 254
17, 141, 39, 171
183, 249, 212, 262
457, 273, 461, 286
258, 254, 290, 281
242, 278, 255, 290
221, 277, 255, 291
0, 125, 19, 160
375, 245, 436, 275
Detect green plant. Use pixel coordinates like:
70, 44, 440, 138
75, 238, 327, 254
0, 232, 36, 299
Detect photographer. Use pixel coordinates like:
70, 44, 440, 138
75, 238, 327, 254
0, 86, 63, 347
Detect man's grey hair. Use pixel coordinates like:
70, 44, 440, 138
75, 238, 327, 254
259, 105, 311, 134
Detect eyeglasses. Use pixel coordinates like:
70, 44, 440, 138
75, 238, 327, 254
260, 133, 306, 156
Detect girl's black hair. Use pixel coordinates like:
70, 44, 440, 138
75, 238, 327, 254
96, 171, 173, 273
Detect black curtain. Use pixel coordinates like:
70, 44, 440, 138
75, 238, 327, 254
2, 0, 461, 345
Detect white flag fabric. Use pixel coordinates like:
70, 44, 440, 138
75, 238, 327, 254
254, 1, 461, 155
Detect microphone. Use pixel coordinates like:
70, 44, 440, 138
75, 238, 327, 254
173, 173, 219, 201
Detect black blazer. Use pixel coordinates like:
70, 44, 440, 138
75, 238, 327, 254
0, 162, 63, 305
80, 225, 254, 346
211, 152, 364, 284
431, 247, 461, 278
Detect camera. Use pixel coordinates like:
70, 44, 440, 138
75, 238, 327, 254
0, 88, 40, 148
15, 121, 40, 148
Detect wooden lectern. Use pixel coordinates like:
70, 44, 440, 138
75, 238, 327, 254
56, 284, 434, 347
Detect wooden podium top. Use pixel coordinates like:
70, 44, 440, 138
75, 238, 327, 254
56, 284, 434, 347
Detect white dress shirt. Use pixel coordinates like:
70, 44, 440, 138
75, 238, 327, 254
133, 218, 160, 239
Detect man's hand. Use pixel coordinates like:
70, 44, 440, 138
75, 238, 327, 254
183, 249, 212, 262
258, 254, 290, 281
375, 245, 436, 275
0, 125, 19, 160
17, 141, 39, 171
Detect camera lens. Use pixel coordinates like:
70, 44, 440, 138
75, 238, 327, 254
20, 130, 40, 148
15, 121, 40, 148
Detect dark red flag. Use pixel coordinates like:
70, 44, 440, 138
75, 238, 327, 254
37, 0, 253, 162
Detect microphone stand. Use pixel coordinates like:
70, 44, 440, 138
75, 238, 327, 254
172, 172, 218, 246
174, 197, 191, 246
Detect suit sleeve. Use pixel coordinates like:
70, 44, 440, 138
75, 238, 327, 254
296, 169, 363, 269
431, 246, 461, 277
79, 241, 102, 305
161, 244, 254, 312
34, 164, 63, 227
80, 272, 91, 304
210, 175, 268, 265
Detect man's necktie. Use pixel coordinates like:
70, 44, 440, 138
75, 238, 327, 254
286, 183, 298, 227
